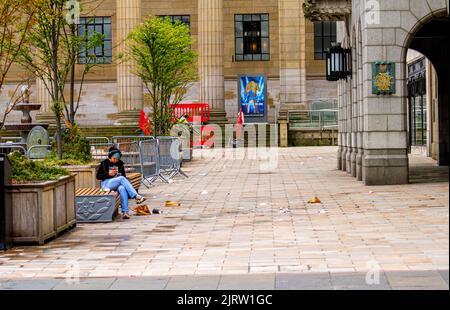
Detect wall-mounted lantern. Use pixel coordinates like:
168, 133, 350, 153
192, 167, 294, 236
326, 43, 352, 81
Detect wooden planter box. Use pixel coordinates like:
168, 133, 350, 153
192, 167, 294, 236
5, 175, 76, 245
63, 165, 98, 189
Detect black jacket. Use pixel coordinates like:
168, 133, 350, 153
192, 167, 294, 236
96, 159, 127, 181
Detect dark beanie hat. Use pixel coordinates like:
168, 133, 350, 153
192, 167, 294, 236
108, 145, 122, 159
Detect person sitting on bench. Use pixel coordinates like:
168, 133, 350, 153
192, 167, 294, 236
96, 145, 147, 219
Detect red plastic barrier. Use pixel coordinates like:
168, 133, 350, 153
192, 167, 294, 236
193, 125, 217, 147
170, 103, 210, 123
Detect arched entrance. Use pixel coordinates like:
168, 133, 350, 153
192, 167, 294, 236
404, 11, 449, 182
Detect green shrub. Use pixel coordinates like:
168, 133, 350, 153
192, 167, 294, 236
43, 154, 93, 167
50, 123, 93, 164
8, 152, 69, 183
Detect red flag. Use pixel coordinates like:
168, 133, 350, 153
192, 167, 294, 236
139, 110, 152, 136
237, 108, 244, 140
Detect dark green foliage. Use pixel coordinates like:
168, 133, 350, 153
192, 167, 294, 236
8, 151, 69, 183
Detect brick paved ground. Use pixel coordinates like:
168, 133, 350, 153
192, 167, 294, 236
0, 147, 448, 289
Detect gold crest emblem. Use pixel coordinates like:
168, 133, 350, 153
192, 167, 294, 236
375, 72, 392, 92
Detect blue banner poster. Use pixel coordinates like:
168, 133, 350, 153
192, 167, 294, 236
240, 76, 265, 117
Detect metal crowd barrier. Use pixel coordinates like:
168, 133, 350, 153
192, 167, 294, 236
116, 142, 141, 175
139, 139, 168, 187
157, 136, 187, 180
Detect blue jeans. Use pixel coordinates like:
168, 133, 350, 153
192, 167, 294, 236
101, 176, 137, 213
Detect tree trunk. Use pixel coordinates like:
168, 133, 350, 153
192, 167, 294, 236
69, 24, 76, 125
52, 19, 63, 160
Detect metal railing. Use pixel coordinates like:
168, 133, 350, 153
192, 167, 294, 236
0, 137, 22, 143
112, 135, 154, 145
0, 144, 27, 156
287, 109, 338, 130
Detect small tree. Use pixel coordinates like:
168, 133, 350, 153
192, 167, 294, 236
0, 0, 35, 130
128, 17, 198, 136
16, 0, 104, 159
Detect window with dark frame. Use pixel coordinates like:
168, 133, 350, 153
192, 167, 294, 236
159, 15, 191, 29
78, 17, 112, 64
235, 14, 270, 61
314, 21, 337, 60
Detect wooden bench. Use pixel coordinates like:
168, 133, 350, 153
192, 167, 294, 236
126, 172, 142, 192
76, 173, 142, 223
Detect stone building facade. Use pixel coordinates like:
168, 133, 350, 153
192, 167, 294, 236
1, 0, 337, 144
304, 0, 449, 185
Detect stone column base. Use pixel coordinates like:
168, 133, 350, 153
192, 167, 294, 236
356, 148, 363, 181
341, 146, 347, 172
209, 109, 228, 125
36, 112, 57, 127
337, 146, 342, 170
351, 148, 357, 177
362, 149, 409, 185
114, 110, 141, 126
279, 121, 288, 147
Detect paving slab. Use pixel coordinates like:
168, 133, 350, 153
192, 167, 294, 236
165, 275, 220, 290
218, 274, 275, 290
53, 278, 116, 290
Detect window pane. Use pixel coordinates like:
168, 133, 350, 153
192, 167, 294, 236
253, 54, 261, 61
235, 14, 242, 22
243, 14, 251, 21
314, 22, 322, 36
261, 54, 270, 61
244, 54, 252, 61
331, 22, 336, 34
85, 25, 92, 36
314, 37, 323, 54
261, 14, 269, 21
252, 15, 260, 21
95, 17, 103, 24
236, 38, 243, 54
235, 54, 243, 61
77, 24, 85, 36
324, 21, 331, 36
104, 24, 111, 39
235, 21, 243, 37
104, 41, 112, 56
261, 21, 269, 37
95, 25, 102, 34
261, 38, 269, 53
324, 37, 331, 51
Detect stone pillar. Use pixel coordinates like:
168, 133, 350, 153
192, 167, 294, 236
35, 78, 56, 125
115, 0, 143, 125
356, 35, 364, 181
339, 80, 347, 171
278, 0, 306, 107
346, 79, 352, 174
360, 27, 408, 185
198, 0, 227, 124
350, 58, 358, 178
277, 0, 307, 147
